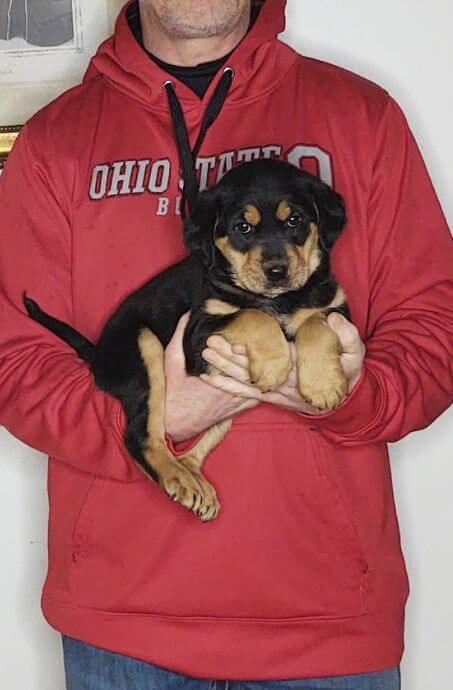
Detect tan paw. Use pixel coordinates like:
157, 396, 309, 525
298, 362, 348, 410
249, 349, 292, 393
160, 461, 220, 522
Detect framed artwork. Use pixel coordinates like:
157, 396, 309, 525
0, 0, 110, 125
0, 124, 21, 176
0, 0, 82, 53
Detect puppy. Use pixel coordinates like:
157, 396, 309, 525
24, 159, 350, 521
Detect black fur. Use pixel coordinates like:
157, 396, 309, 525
24, 159, 350, 479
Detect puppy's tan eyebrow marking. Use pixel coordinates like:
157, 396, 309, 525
244, 204, 261, 226
276, 200, 292, 222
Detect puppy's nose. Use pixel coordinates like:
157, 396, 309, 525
265, 264, 288, 282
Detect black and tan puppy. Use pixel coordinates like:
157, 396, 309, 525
24, 159, 350, 521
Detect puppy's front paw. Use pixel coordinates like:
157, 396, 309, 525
249, 349, 292, 393
160, 461, 220, 522
298, 360, 348, 410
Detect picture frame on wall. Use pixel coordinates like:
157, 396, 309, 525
0, 125, 21, 176
0, 0, 83, 54
0, 0, 89, 85
0, 0, 110, 125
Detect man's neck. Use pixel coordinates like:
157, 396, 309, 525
139, 5, 250, 67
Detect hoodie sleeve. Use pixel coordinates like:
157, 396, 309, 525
0, 124, 139, 481
299, 96, 453, 445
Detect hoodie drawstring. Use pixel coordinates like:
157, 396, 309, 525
164, 67, 234, 219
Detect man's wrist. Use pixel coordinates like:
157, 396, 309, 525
165, 424, 202, 444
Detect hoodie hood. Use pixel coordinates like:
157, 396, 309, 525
85, 0, 294, 112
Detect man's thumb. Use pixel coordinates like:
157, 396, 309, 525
164, 312, 191, 370
327, 313, 361, 354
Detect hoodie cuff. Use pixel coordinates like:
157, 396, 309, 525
115, 401, 201, 461
165, 433, 203, 457
297, 366, 384, 438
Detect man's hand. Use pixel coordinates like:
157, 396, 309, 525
164, 313, 259, 442
200, 313, 366, 414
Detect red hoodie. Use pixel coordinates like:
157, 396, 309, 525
0, 0, 452, 681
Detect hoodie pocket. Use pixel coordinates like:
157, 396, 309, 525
307, 430, 370, 593
65, 424, 370, 620
70, 475, 106, 569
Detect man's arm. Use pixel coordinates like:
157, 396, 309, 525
201, 97, 453, 445
0, 123, 136, 480
300, 97, 453, 444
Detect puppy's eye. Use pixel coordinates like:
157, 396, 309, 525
234, 221, 253, 234
286, 214, 302, 229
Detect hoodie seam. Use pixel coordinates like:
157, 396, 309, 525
22, 125, 77, 327
97, 48, 299, 115
41, 594, 368, 623
222, 54, 299, 109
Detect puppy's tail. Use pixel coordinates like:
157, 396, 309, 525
23, 294, 95, 364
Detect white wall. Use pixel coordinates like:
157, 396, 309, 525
0, 1, 451, 688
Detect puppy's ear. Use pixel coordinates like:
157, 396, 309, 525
183, 186, 221, 270
298, 175, 347, 252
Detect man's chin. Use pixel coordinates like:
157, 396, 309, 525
148, 0, 250, 41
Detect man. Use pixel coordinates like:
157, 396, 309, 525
0, 1, 451, 688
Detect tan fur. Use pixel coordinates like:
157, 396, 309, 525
204, 299, 240, 316
283, 307, 324, 338
137, 329, 220, 521
244, 204, 261, 226
179, 420, 232, 474
215, 237, 266, 293
240, 245, 265, 292
284, 222, 321, 291
295, 312, 348, 410
220, 309, 292, 392
282, 287, 346, 337
305, 223, 322, 275
215, 236, 247, 270
276, 200, 292, 222
137, 329, 166, 447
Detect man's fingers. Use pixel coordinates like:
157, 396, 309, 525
289, 342, 298, 365
206, 335, 230, 351
202, 348, 250, 382
237, 398, 261, 413
287, 366, 298, 385
200, 373, 264, 400
175, 311, 191, 336
164, 311, 190, 370
232, 343, 247, 356
206, 336, 250, 370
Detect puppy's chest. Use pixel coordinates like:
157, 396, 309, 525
277, 309, 323, 339
204, 286, 346, 341
276, 287, 346, 338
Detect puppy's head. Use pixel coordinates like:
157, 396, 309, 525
184, 159, 346, 296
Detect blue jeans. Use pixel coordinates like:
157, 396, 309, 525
62, 637, 401, 690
